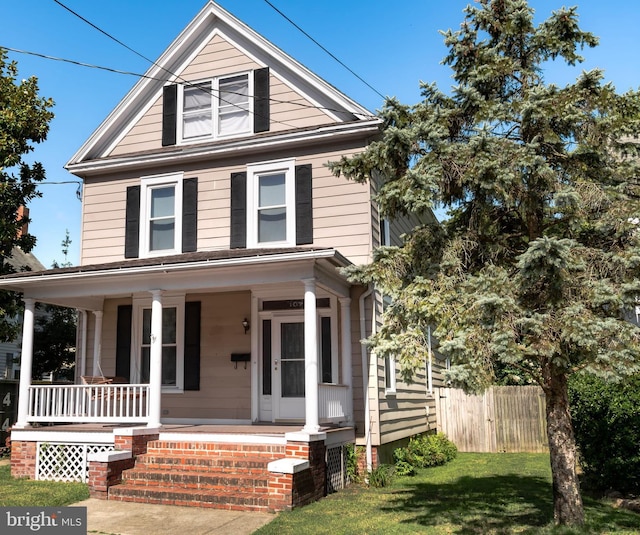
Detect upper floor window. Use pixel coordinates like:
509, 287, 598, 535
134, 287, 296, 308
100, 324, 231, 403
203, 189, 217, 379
180, 73, 251, 142
140, 173, 183, 257
246, 160, 296, 248
162, 68, 270, 147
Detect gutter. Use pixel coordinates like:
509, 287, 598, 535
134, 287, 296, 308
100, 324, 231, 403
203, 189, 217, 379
0, 248, 351, 290
66, 120, 381, 176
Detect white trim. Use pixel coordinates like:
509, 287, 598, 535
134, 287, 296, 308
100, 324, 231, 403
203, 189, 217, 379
66, 120, 381, 176
384, 354, 397, 395
268, 458, 309, 474
88, 450, 132, 463
10, 430, 115, 444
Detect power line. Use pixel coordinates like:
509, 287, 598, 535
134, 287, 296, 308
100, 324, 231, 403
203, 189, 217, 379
263, 0, 386, 101
3, 45, 377, 121
51, 0, 300, 130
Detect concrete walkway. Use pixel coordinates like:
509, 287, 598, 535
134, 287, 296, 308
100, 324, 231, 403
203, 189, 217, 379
74, 498, 274, 535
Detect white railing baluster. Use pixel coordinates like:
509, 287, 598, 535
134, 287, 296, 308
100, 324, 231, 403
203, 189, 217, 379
25, 384, 150, 424
318, 384, 349, 423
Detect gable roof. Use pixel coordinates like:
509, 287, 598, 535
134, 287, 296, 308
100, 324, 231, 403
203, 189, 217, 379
66, 0, 378, 171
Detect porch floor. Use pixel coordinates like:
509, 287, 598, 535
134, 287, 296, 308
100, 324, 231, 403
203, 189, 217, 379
20, 422, 348, 437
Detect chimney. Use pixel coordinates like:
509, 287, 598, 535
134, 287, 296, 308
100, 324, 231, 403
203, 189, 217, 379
16, 206, 29, 238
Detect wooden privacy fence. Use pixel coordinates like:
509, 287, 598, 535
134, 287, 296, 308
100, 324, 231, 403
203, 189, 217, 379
435, 386, 548, 453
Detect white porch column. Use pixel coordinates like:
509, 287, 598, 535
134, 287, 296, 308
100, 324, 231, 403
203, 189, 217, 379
92, 310, 103, 376
148, 290, 163, 428
339, 297, 353, 424
302, 278, 320, 433
14, 298, 36, 429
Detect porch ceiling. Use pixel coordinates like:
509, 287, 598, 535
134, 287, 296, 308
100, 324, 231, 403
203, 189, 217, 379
0, 247, 352, 309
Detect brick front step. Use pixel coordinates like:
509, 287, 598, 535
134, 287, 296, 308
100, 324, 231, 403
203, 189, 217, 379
108, 485, 271, 512
123, 469, 269, 491
135, 454, 276, 471
109, 440, 285, 510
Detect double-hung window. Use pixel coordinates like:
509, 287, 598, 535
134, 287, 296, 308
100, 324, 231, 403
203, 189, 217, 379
133, 295, 185, 392
246, 159, 296, 247
139, 173, 183, 257
180, 73, 250, 142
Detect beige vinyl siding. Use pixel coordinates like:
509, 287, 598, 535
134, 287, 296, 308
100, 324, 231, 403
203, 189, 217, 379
80, 142, 373, 266
94, 292, 251, 421
80, 174, 137, 265
108, 34, 334, 158
164, 291, 251, 420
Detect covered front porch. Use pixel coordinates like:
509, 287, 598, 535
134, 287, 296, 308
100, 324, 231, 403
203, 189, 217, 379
0, 248, 360, 434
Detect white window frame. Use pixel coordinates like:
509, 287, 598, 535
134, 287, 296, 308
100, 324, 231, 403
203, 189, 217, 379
385, 354, 397, 395
318, 297, 339, 384
139, 172, 184, 258
177, 72, 252, 143
131, 294, 185, 393
246, 158, 296, 248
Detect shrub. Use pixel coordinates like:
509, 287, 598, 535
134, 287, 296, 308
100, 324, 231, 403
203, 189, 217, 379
569, 373, 640, 494
345, 443, 361, 483
368, 464, 395, 488
394, 432, 457, 475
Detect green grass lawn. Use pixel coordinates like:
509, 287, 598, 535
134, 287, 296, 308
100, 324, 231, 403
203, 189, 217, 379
0, 464, 89, 506
255, 453, 640, 535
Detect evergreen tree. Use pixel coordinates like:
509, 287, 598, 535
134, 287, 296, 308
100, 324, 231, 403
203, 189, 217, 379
330, 0, 640, 526
0, 48, 54, 341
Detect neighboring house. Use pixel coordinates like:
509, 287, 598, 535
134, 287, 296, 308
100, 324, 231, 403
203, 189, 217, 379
0, 1, 443, 511
0, 244, 46, 381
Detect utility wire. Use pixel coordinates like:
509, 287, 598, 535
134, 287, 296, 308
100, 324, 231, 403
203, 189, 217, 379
3, 45, 378, 121
263, 0, 386, 101
51, 0, 301, 129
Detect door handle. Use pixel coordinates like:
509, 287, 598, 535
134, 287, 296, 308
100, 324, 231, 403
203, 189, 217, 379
274, 359, 278, 370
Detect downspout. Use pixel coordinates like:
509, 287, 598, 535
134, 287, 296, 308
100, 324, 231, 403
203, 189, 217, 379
359, 285, 374, 473
427, 325, 433, 396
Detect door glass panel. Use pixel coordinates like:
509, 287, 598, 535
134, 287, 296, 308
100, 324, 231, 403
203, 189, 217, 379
281, 361, 304, 397
281, 322, 304, 398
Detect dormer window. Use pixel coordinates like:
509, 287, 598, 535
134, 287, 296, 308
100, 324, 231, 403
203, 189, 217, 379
181, 74, 251, 141
161, 68, 270, 147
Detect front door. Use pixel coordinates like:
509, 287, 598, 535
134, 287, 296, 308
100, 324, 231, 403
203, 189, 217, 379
273, 317, 305, 420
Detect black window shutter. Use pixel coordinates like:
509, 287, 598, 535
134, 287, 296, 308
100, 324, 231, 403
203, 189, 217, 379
115, 305, 133, 381
295, 164, 313, 245
125, 185, 140, 258
253, 68, 270, 133
184, 301, 201, 391
321, 316, 332, 383
162, 84, 178, 146
230, 172, 247, 249
182, 177, 198, 253
262, 319, 271, 395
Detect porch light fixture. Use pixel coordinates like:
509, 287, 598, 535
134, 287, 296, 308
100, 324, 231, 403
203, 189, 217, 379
242, 318, 250, 334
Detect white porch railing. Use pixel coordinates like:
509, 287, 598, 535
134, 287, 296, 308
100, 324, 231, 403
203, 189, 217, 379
319, 383, 350, 423
28, 384, 150, 424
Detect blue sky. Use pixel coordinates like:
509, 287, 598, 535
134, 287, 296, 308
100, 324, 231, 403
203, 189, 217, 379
3, 0, 640, 267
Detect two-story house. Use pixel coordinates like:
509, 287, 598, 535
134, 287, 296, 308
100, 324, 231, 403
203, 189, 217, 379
0, 1, 442, 511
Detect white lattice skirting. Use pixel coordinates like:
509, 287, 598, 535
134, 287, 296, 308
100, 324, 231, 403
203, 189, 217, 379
36, 442, 114, 482
326, 444, 348, 493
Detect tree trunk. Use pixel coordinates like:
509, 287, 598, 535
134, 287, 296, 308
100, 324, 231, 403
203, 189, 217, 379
544, 368, 584, 526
